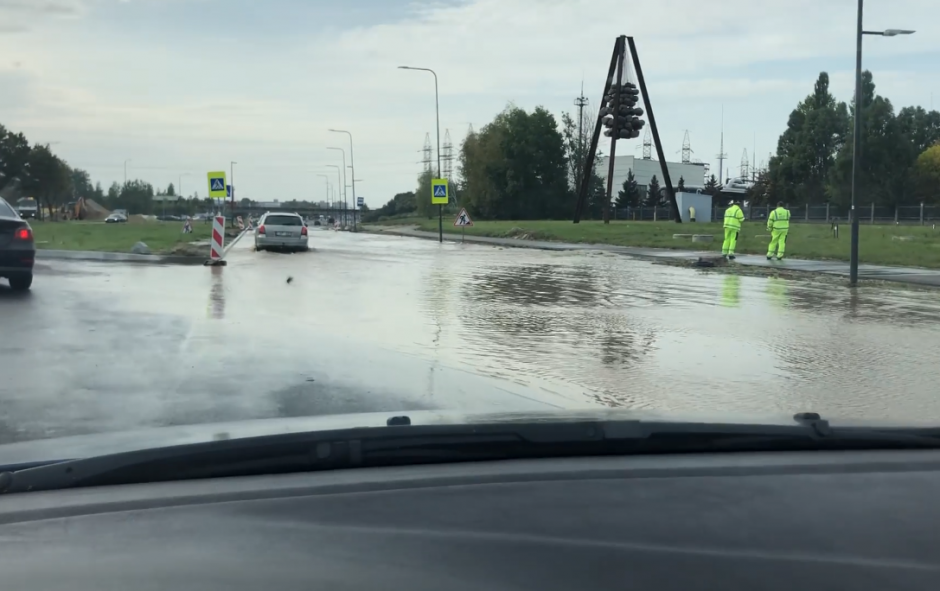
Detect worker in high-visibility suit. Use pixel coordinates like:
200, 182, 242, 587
766, 201, 791, 260
722, 200, 745, 260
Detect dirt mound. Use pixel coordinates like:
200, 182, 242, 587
83, 199, 110, 220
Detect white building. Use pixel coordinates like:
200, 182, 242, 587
595, 155, 707, 198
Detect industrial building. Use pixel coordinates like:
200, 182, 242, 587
594, 155, 708, 199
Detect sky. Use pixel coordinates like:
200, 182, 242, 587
1, 0, 939, 207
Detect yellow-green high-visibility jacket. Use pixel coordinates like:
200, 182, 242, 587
723, 204, 744, 230
767, 207, 791, 232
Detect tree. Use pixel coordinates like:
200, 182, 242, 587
20, 145, 72, 219
645, 175, 661, 207
166, 183, 176, 196
415, 170, 433, 218
616, 170, 641, 208
913, 144, 940, 204
459, 104, 569, 220
0, 125, 32, 193
829, 71, 912, 208
704, 174, 721, 197
767, 72, 849, 207
747, 171, 772, 206
677, 176, 686, 193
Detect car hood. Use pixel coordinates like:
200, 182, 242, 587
0, 407, 929, 467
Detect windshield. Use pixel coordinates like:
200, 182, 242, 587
263, 215, 303, 226
1, 2, 938, 465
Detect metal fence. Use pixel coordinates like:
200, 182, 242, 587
612, 203, 940, 225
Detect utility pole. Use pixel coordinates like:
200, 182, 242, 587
574, 83, 589, 197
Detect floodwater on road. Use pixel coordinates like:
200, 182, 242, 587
2, 229, 940, 444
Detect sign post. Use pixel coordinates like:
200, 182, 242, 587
207, 171, 228, 217
454, 207, 473, 242
431, 178, 449, 243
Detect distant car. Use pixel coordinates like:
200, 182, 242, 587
105, 213, 127, 223
254, 212, 308, 252
0, 197, 35, 291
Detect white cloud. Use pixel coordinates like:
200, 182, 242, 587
1, 0, 938, 201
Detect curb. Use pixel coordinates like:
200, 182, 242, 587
36, 249, 207, 266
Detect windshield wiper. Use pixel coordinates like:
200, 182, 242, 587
2, 413, 939, 494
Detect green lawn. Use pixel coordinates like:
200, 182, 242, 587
30, 220, 213, 254
368, 218, 940, 269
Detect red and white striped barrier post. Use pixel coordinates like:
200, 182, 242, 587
206, 215, 227, 266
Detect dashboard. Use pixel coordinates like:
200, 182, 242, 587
1, 450, 938, 590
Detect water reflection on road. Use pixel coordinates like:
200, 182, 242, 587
347, 233, 940, 422
5, 229, 940, 444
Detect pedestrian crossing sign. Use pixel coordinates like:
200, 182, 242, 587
208, 171, 228, 198
431, 178, 449, 204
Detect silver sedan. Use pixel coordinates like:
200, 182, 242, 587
254, 213, 308, 252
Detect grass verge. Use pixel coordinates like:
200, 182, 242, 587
367, 218, 940, 269
30, 220, 213, 255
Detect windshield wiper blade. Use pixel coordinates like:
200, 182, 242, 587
3, 414, 939, 494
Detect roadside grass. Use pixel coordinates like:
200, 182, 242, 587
30, 220, 213, 254
366, 218, 940, 269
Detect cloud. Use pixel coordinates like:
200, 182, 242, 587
1, 0, 938, 200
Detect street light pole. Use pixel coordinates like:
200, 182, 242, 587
848, 1, 915, 286
123, 159, 132, 186
398, 65, 442, 243
230, 161, 237, 226
328, 129, 357, 231
326, 164, 342, 224
317, 175, 330, 215
327, 147, 348, 227
179, 173, 190, 218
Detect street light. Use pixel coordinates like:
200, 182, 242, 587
398, 65, 442, 243
176, 172, 191, 219
328, 129, 358, 232
317, 174, 331, 209
327, 146, 348, 226
849, 0, 915, 286
325, 164, 343, 225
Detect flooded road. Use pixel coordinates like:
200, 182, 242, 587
2, 229, 940, 443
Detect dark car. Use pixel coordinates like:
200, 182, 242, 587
0, 197, 35, 291
104, 213, 127, 223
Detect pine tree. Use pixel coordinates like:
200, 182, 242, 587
615, 170, 641, 208
645, 175, 661, 207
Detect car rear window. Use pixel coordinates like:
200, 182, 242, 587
0, 200, 18, 218
263, 215, 303, 226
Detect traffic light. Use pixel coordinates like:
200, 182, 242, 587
601, 82, 645, 139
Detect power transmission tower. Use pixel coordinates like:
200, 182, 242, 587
642, 127, 652, 159
680, 130, 692, 164
716, 106, 728, 184
740, 149, 750, 179
442, 129, 454, 179
422, 133, 432, 174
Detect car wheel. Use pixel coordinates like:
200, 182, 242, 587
8, 273, 32, 291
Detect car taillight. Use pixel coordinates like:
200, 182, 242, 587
14, 227, 32, 240
258, 225, 265, 234
301, 226, 308, 236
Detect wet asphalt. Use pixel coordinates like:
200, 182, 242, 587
2, 228, 940, 443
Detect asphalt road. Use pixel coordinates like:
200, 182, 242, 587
3, 227, 940, 444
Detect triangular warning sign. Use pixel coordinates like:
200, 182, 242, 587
454, 208, 473, 227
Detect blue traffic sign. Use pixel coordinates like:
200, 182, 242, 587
357, 197, 364, 206
210, 178, 225, 192
433, 185, 447, 197
226, 185, 232, 198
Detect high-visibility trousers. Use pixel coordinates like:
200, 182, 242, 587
722, 227, 740, 255
767, 229, 788, 258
